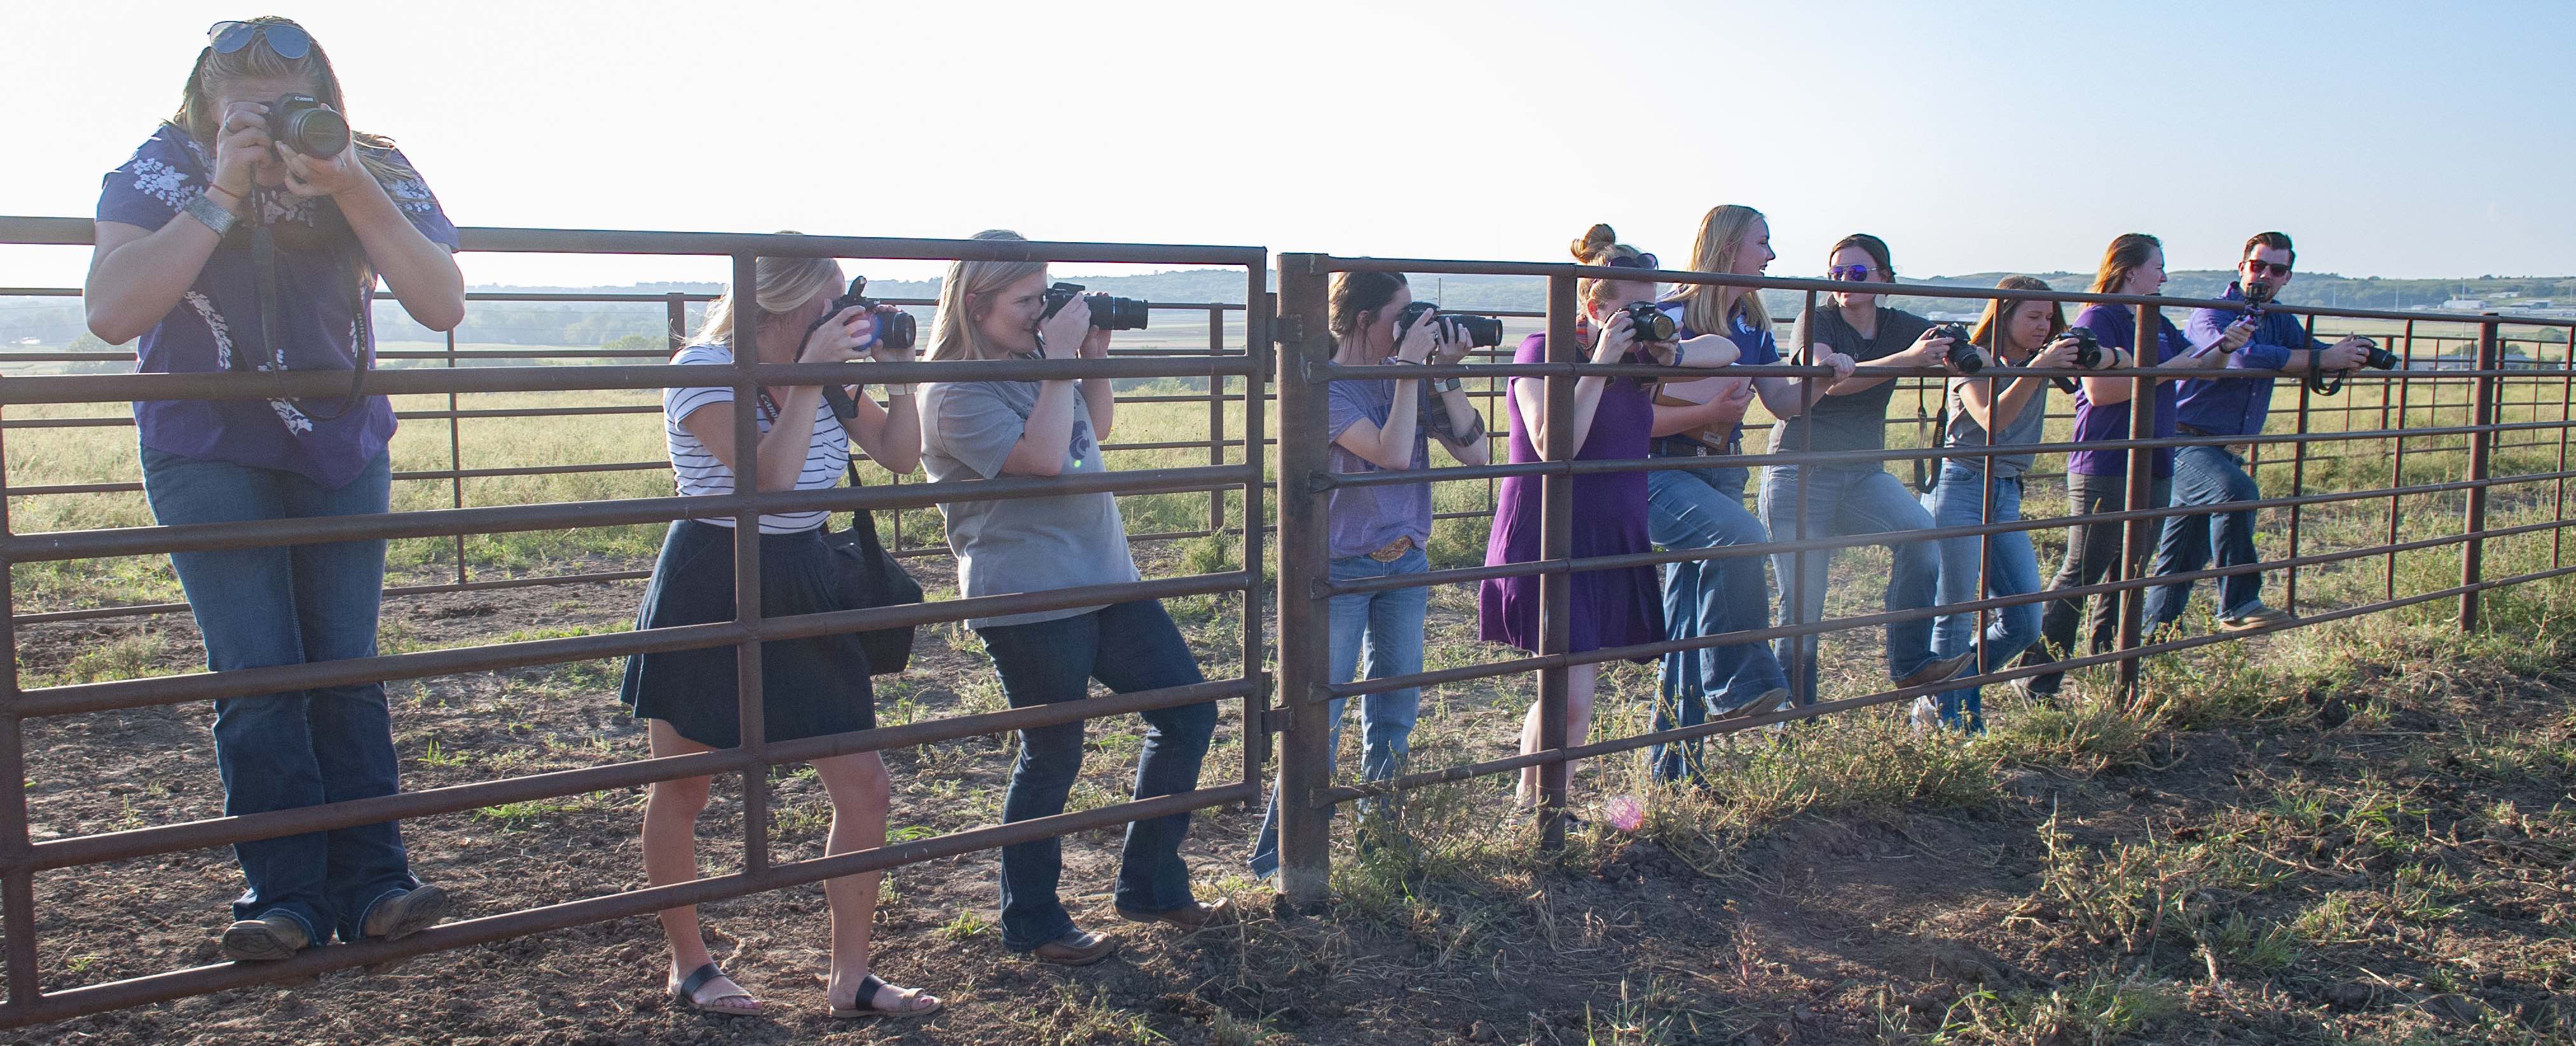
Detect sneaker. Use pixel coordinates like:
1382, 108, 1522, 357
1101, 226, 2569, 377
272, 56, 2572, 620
2216, 604, 2293, 632
1894, 650, 1978, 690
219, 913, 310, 962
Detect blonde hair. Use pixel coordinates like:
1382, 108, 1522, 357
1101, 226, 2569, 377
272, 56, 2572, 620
929, 230, 1050, 362
1673, 205, 1769, 337
1568, 223, 1650, 306
688, 234, 846, 351
172, 16, 410, 183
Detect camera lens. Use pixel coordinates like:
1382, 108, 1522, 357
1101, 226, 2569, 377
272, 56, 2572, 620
1933, 323, 1983, 374
1085, 294, 1151, 331
877, 312, 917, 351
1622, 302, 1676, 343
268, 95, 351, 157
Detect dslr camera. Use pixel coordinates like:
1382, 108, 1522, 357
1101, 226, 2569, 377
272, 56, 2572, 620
2354, 335, 2401, 371
1928, 323, 1985, 375
1393, 301, 1504, 349
2055, 326, 2106, 369
268, 93, 351, 157
1619, 301, 1678, 343
804, 276, 917, 353
1041, 283, 1151, 330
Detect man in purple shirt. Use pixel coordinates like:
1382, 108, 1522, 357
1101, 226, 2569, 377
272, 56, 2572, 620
2145, 232, 2369, 633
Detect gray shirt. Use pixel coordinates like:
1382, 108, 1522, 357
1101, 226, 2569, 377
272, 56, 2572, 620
1771, 306, 1935, 455
920, 377, 1141, 629
1940, 373, 2050, 480
1326, 375, 1432, 560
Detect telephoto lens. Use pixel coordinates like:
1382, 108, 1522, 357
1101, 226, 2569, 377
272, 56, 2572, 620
1394, 301, 1504, 349
1929, 323, 1984, 375
266, 93, 351, 157
1619, 301, 1678, 343
2358, 337, 2401, 370
1041, 283, 1151, 330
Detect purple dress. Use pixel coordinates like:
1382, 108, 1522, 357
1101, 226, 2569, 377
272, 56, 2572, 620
1478, 332, 1664, 655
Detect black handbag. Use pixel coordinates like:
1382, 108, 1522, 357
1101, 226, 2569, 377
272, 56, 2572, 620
825, 460, 923, 675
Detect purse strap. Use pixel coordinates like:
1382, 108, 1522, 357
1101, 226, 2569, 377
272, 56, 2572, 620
843, 459, 895, 567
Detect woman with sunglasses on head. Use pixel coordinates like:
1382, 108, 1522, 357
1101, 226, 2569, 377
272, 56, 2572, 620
1483, 224, 1737, 810
2018, 234, 2245, 698
1642, 207, 1853, 780
1917, 277, 2100, 731
1758, 234, 1982, 709
83, 17, 462, 963
920, 231, 1226, 967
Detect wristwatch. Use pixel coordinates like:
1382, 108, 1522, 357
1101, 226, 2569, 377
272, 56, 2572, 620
1431, 376, 1462, 393
183, 191, 239, 238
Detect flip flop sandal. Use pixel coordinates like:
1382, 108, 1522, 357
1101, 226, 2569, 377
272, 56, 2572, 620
671, 962, 761, 1017
830, 974, 945, 1020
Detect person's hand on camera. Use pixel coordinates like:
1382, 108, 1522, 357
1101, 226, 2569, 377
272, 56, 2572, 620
210, 102, 277, 205
1079, 325, 1112, 360
2321, 335, 2371, 371
798, 305, 870, 365
1037, 294, 1090, 360
1432, 322, 1474, 365
1591, 308, 1635, 365
1905, 326, 1956, 369
279, 139, 371, 199
1394, 308, 1439, 364
2032, 334, 2081, 370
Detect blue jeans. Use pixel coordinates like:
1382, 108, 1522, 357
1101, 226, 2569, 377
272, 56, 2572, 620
1643, 464, 1786, 782
1921, 466, 2043, 732
975, 599, 1217, 951
140, 447, 416, 946
2029, 473, 2175, 694
1758, 464, 1943, 702
2143, 444, 2265, 629
1246, 548, 1427, 878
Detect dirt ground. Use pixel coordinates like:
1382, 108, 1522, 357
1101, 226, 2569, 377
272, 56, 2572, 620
5, 543, 2574, 1045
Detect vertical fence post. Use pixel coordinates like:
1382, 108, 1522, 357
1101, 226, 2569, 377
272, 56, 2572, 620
2115, 303, 2158, 699
2285, 314, 2315, 616
2556, 323, 2573, 568
2460, 316, 2500, 632
1533, 274, 1577, 850
446, 323, 467, 587
1209, 306, 1228, 536
1239, 282, 1269, 808
1273, 254, 1333, 906
0, 414, 38, 1017
1790, 290, 1818, 707
2387, 322, 2415, 601
728, 252, 769, 875
665, 292, 688, 353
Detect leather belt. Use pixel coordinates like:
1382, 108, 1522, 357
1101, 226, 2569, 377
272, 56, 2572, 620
1653, 436, 1722, 458
1367, 534, 1416, 562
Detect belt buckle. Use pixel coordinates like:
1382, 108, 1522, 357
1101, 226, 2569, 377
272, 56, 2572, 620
1368, 535, 1413, 562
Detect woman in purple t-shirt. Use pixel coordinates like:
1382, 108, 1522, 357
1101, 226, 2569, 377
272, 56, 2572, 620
83, 18, 463, 963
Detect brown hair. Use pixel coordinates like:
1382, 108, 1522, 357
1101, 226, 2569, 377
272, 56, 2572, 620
1569, 223, 1651, 306
1827, 233, 1894, 280
2089, 233, 2162, 295
1672, 205, 1769, 337
1970, 275, 2066, 355
1327, 271, 1408, 339
172, 16, 409, 182
2242, 231, 2295, 268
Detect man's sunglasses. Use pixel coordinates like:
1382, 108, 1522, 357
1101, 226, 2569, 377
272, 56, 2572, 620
1827, 264, 1880, 282
209, 21, 312, 60
2244, 260, 2292, 278
1603, 253, 1659, 270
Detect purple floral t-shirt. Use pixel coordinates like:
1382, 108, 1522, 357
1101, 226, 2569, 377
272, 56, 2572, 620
95, 124, 458, 489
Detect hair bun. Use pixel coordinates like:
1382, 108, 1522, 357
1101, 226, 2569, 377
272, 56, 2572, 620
1570, 223, 1617, 262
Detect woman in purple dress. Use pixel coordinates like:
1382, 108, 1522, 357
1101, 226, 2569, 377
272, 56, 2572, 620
1480, 224, 1737, 811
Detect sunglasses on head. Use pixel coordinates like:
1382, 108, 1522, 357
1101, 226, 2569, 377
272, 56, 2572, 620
209, 20, 312, 59
1827, 264, 1879, 282
2244, 259, 2291, 278
1603, 252, 1658, 270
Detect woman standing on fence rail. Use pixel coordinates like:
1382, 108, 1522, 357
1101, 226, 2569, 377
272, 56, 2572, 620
84, 17, 462, 963
1247, 270, 1486, 878
623, 248, 938, 1017
921, 230, 1226, 967
1919, 277, 2094, 731
2020, 234, 2247, 697
1640, 208, 1821, 783
1761, 233, 1980, 707
1484, 224, 1738, 812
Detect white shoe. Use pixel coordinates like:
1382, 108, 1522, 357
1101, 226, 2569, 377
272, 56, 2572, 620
1908, 696, 1940, 735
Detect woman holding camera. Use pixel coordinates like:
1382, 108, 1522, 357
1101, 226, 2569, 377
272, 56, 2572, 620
1641, 206, 1847, 782
85, 17, 460, 962
1759, 234, 1981, 708
1483, 224, 1737, 811
1917, 277, 2096, 731
921, 230, 1224, 966
2020, 234, 2244, 697
622, 248, 936, 1018
1246, 270, 1486, 880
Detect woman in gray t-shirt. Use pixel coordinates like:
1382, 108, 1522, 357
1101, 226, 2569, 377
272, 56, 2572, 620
917, 231, 1224, 966
1917, 276, 2092, 731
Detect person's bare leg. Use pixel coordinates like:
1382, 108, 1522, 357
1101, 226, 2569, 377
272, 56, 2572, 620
812, 752, 937, 1014
1516, 663, 1600, 807
643, 720, 754, 1011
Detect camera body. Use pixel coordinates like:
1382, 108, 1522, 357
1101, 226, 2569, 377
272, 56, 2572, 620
1928, 323, 1985, 375
804, 276, 917, 352
1619, 301, 1678, 344
268, 93, 351, 158
2056, 326, 2106, 369
1393, 301, 1504, 350
2356, 336, 2401, 371
1041, 283, 1151, 330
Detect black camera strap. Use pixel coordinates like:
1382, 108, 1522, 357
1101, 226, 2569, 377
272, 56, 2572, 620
247, 218, 372, 423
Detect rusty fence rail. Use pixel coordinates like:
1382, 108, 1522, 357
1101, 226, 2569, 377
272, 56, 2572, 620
0, 220, 1271, 1028
1266, 252, 2576, 902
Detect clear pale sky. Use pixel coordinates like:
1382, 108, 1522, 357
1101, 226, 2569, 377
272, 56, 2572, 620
5, 0, 2567, 289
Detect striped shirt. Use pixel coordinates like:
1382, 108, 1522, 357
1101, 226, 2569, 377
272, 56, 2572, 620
663, 343, 849, 534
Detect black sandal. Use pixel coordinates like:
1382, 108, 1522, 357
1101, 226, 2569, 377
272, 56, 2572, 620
671, 962, 761, 1017
829, 973, 944, 1020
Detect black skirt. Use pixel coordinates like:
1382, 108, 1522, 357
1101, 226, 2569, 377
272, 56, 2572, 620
620, 519, 875, 749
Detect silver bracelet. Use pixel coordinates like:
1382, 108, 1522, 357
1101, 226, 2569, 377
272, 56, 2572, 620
182, 191, 239, 239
